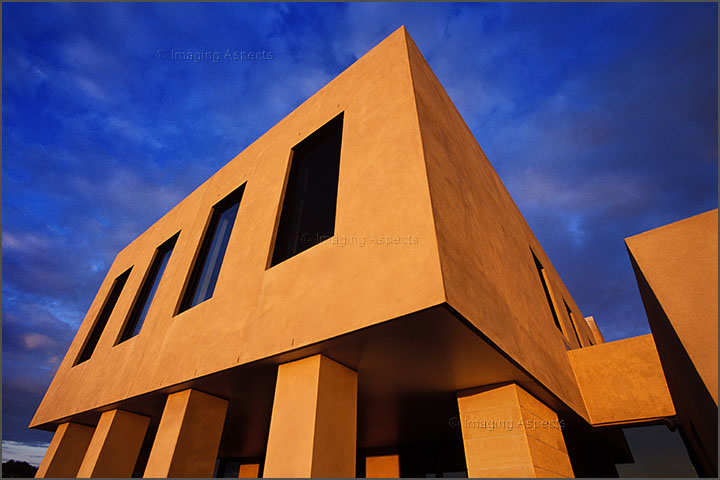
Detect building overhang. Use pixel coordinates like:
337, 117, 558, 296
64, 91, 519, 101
32, 303, 599, 457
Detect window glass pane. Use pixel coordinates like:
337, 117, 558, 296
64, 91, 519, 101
271, 113, 343, 266
532, 251, 564, 335
118, 235, 177, 343
564, 300, 582, 347
286, 123, 342, 201
179, 185, 244, 312
294, 182, 338, 254
75, 268, 131, 365
190, 202, 240, 306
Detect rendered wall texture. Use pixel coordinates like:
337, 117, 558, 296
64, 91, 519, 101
626, 209, 718, 404
457, 383, 574, 478
568, 334, 675, 425
405, 32, 595, 418
626, 209, 718, 476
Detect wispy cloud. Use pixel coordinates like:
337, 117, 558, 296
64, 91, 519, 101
2, 441, 50, 466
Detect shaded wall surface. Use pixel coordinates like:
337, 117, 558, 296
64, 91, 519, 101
406, 32, 596, 418
626, 209, 718, 476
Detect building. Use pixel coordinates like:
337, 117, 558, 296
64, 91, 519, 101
30, 27, 715, 478
626, 210, 718, 477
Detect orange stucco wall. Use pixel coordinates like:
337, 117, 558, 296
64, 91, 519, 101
626, 209, 718, 404
625, 209, 718, 476
568, 334, 675, 425
405, 32, 594, 419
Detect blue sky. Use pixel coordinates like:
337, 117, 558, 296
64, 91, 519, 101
2, 2, 717, 465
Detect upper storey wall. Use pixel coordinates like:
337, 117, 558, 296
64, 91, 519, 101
405, 32, 595, 417
32, 27, 445, 427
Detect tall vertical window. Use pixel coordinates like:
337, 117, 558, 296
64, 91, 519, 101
270, 113, 343, 267
117, 234, 178, 343
531, 251, 565, 338
75, 268, 132, 365
564, 300, 582, 348
178, 184, 245, 313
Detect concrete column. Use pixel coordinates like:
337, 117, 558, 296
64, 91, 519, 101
457, 383, 574, 478
263, 354, 357, 478
77, 409, 150, 478
237, 463, 260, 478
35, 422, 94, 478
143, 389, 228, 478
365, 454, 400, 478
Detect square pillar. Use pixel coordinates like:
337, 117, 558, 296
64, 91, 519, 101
35, 422, 94, 478
238, 463, 260, 478
143, 389, 228, 478
365, 454, 400, 478
77, 409, 150, 478
263, 354, 357, 478
457, 383, 574, 478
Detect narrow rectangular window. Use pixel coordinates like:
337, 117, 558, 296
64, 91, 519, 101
531, 251, 565, 338
178, 184, 245, 313
564, 300, 582, 348
75, 268, 132, 365
117, 234, 178, 343
270, 113, 343, 266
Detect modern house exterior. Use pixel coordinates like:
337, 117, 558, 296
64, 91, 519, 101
30, 27, 717, 478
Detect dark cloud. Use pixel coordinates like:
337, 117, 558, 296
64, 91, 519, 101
2, 2, 717, 461
2, 300, 74, 447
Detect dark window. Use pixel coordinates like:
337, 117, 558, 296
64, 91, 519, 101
118, 234, 178, 343
75, 268, 132, 365
531, 251, 564, 336
270, 113, 343, 266
564, 300, 582, 347
178, 185, 245, 312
